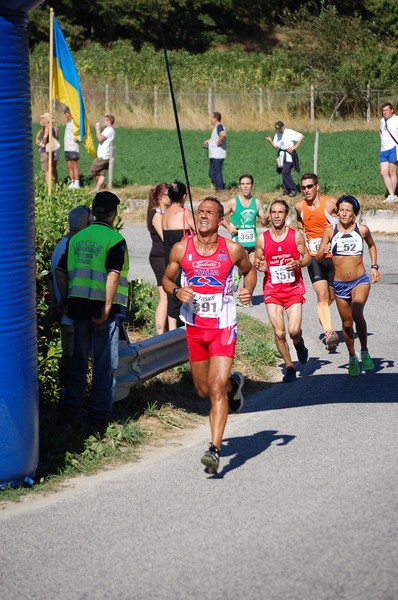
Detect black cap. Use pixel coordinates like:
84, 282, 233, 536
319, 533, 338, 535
275, 120, 284, 130
63, 106, 70, 113
92, 191, 120, 215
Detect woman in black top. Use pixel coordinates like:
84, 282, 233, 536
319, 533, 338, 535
147, 182, 170, 334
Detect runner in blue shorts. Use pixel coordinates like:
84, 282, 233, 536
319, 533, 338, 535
316, 196, 381, 377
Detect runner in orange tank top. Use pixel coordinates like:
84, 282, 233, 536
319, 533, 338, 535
294, 173, 340, 352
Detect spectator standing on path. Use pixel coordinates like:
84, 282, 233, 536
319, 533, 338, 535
90, 114, 115, 193
35, 112, 59, 184
265, 120, 304, 197
255, 199, 312, 383
162, 181, 196, 330
147, 182, 171, 335
48, 205, 93, 397
56, 191, 129, 428
316, 195, 380, 377
63, 106, 80, 189
379, 102, 398, 204
295, 173, 340, 352
222, 174, 269, 306
204, 111, 227, 192
162, 197, 256, 474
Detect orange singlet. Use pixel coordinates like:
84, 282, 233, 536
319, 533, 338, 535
301, 194, 338, 258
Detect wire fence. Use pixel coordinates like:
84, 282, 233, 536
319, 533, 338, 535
31, 83, 398, 127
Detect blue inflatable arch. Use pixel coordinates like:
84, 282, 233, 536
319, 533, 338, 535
0, 1, 44, 487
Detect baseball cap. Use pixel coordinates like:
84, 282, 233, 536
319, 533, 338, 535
92, 191, 120, 215
275, 121, 284, 131
68, 205, 92, 232
63, 106, 71, 113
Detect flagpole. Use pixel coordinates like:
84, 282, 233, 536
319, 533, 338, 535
48, 7, 54, 195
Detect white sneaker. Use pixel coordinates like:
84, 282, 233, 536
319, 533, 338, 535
67, 181, 75, 189
73, 180, 80, 189
382, 195, 398, 204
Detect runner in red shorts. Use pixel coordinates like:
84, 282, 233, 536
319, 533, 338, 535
255, 200, 312, 383
162, 197, 256, 474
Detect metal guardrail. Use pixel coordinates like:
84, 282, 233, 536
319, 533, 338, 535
114, 327, 188, 402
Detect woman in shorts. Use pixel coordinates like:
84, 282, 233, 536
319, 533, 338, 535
316, 195, 381, 376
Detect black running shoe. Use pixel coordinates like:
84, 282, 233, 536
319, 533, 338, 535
282, 366, 297, 383
228, 372, 245, 412
295, 338, 309, 364
201, 444, 220, 472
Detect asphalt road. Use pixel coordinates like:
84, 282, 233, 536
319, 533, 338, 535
1, 225, 397, 600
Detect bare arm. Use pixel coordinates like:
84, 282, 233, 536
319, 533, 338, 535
361, 225, 381, 283
220, 198, 238, 236
265, 135, 278, 149
316, 225, 333, 262
152, 212, 164, 241
228, 240, 257, 304
95, 123, 106, 143
254, 233, 266, 272
256, 199, 270, 226
287, 134, 304, 154
162, 240, 193, 303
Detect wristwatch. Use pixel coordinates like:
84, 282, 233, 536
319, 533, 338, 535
371, 264, 379, 270
172, 287, 180, 297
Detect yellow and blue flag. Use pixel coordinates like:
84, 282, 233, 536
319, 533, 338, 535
52, 17, 96, 157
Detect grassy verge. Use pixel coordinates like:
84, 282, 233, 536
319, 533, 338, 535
0, 312, 277, 505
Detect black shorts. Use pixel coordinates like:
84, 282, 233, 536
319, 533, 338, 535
149, 253, 166, 286
307, 257, 334, 286
64, 151, 79, 161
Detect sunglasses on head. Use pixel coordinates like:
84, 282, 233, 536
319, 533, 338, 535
301, 183, 316, 190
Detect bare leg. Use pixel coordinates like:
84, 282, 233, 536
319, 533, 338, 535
190, 356, 234, 449
351, 284, 370, 351
265, 303, 292, 366
335, 296, 355, 356
312, 279, 333, 332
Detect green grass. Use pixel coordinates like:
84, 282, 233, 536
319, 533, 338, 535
34, 127, 383, 196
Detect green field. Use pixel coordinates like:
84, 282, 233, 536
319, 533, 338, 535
33, 127, 383, 197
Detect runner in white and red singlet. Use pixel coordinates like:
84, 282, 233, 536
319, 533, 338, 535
162, 197, 256, 474
255, 199, 312, 383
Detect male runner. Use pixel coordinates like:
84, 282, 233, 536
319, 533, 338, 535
294, 173, 340, 351
162, 197, 256, 474
255, 200, 312, 383
222, 174, 268, 305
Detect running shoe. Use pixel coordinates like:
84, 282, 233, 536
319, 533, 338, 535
201, 444, 220, 473
361, 350, 375, 371
228, 372, 245, 412
382, 195, 398, 204
325, 330, 339, 351
295, 337, 309, 364
348, 354, 360, 377
282, 365, 297, 383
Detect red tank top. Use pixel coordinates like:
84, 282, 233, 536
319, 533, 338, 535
180, 235, 236, 329
262, 228, 306, 300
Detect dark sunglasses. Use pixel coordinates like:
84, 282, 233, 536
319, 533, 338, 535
301, 183, 316, 190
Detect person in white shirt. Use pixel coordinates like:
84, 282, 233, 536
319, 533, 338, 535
63, 106, 80, 189
265, 120, 304, 197
379, 102, 398, 204
89, 114, 115, 193
203, 111, 227, 192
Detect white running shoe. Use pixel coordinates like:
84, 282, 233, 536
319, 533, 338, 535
382, 195, 398, 204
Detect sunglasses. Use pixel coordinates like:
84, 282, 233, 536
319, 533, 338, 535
301, 183, 316, 190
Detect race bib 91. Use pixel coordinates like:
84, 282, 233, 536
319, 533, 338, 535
191, 293, 223, 317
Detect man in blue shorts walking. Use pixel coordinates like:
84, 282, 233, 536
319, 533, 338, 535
379, 102, 398, 204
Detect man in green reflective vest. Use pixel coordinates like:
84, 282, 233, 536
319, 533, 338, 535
56, 191, 129, 427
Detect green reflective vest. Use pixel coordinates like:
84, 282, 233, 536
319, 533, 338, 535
67, 223, 129, 307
